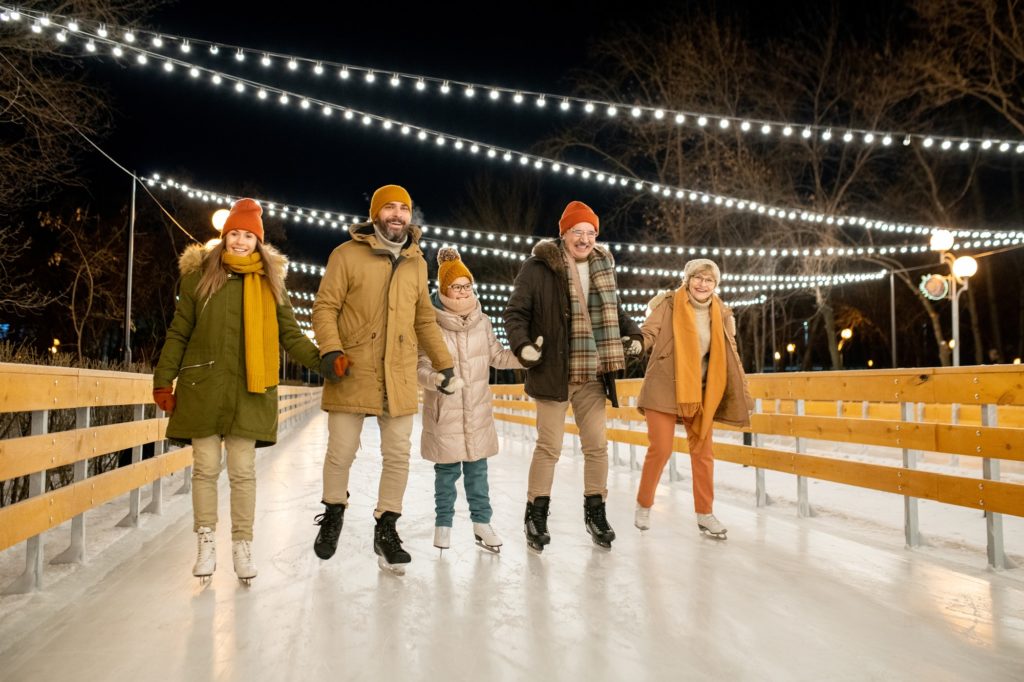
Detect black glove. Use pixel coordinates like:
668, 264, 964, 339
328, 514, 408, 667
436, 367, 464, 395
320, 351, 347, 383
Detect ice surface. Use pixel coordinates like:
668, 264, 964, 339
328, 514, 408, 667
1, 413, 1021, 681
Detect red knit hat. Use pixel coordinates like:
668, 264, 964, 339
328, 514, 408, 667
558, 200, 600, 235
223, 198, 264, 242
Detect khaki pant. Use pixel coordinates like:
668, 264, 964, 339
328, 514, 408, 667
636, 409, 716, 514
322, 410, 414, 517
528, 379, 608, 501
191, 434, 257, 541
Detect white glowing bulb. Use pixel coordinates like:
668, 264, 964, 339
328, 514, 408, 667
454, 140, 464, 149
631, 106, 642, 118
163, 61, 173, 72
782, 126, 793, 136
952, 255, 977, 279
152, 36, 163, 47
86, 40, 96, 52
322, 105, 332, 116
999, 142, 1010, 152
981, 139, 993, 149
68, 21, 79, 31
842, 131, 853, 143
136, 53, 148, 64
112, 46, 123, 57
180, 41, 191, 53
607, 106, 618, 116
822, 129, 833, 141
365, 71, 376, 83
471, 144, 480, 153
941, 139, 953, 150
257, 89, 267, 99
536, 96, 546, 107
287, 59, 298, 71
959, 141, 970, 151
490, 89, 501, 100
519, 156, 529, 165
382, 119, 392, 128
534, 160, 543, 168
1017, 145, 1024, 154
697, 116, 708, 127
300, 99, 310, 109
339, 68, 350, 79
740, 120, 751, 131
343, 110, 354, 120
55, 31, 66, 42
801, 127, 812, 138
929, 230, 954, 252
512, 92, 524, 104
401, 125, 410, 134
465, 86, 475, 97
761, 124, 771, 135
417, 130, 427, 140
314, 63, 323, 75
279, 94, 289, 105
440, 82, 450, 94
719, 118, 730, 129
212, 74, 223, 85
124, 31, 135, 42
864, 132, 875, 144
676, 114, 686, 125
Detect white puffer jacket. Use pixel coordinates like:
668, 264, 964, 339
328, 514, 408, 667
417, 296, 522, 463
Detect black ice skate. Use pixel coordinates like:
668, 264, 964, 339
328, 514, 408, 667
313, 500, 346, 560
584, 494, 616, 550
374, 511, 412, 575
524, 496, 551, 553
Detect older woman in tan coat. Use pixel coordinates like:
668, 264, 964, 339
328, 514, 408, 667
634, 259, 752, 539
418, 247, 522, 554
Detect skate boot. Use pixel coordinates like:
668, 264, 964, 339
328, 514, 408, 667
192, 526, 216, 580
473, 522, 502, 554
433, 526, 451, 556
584, 494, 616, 549
313, 501, 346, 560
232, 539, 257, 585
524, 496, 551, 553
634, 504, 651, 531
374, 511, 412, 575
697, 513, 727, 539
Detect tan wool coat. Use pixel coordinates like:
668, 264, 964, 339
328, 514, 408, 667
312, 222, 453, 417
637, 291, 753, 427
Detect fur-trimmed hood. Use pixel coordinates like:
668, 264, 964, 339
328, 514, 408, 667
177, 242, 290, 289
530, 238, 613, 274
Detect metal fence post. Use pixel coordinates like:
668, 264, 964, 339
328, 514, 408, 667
753, 398, 768, 507
900, 401, 921, 548
117, 404, 146, 527
3, 410, 49, 594
795, 399, 813, 517
949, 402, 960, 467
981, 404, 1014, 569
143, 406, 164, 516
53, 407, 91, 564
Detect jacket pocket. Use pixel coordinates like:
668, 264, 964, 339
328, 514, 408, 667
178, 360, 215, 387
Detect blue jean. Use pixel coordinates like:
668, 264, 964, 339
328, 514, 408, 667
434, 459, 492, 527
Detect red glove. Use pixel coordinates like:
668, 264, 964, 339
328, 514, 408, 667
153, 386, 176, 415
334, 354, 353, 377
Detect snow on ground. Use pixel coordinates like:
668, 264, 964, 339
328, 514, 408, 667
0, 411, 1021, 681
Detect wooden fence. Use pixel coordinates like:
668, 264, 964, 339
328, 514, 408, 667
493, 365, 1024, 569
0, 363, 320, 593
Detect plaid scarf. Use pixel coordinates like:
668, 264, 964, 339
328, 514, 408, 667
564, 245, 626, 384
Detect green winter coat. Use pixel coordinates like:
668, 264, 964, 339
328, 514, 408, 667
153, 244, 320, 447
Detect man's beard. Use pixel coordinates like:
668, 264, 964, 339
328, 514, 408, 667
375, 216, 409, 242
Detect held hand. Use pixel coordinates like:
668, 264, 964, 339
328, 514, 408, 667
152, 386, 176, 415
320, 351, 349, 383
623, 337, 643, 356
436, 367, 465, 395
520, 335, 544, 363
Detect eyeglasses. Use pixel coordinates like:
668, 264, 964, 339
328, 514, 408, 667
448, 283, 474, 293
569, 229, 598, 240
690, 275, 717, 286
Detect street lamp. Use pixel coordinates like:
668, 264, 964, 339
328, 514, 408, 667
925, 230, 978, 366
837, 328, 853, 368
786, 342, 796, 370
212, 208, 230, 232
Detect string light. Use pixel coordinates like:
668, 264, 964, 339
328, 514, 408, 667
11, 5, 1024, 157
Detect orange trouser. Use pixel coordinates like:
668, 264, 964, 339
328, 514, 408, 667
636, 409, 715, 514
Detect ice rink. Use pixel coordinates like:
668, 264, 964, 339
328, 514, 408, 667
1, 411, 1022, 681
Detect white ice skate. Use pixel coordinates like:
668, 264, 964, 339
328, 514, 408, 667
473, 523, 502, 554
696, 513, 727, 539
232, 539, 257, 585
192, 527, 216, 580
433, 526, 451, 556
634, 504, 651, 531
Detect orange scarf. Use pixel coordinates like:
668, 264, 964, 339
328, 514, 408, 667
222, 251, 279, 393
672, 288, 726, 442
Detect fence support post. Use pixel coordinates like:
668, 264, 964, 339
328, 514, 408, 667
981, 404, 1014, 569
3, 410, 49, 594
795, 399, 813, 517
117, 404, 146, 527
753, 399, 768, 507
143, 407, 164, 516
53, 407, 91, 564
900, 401, 921, 548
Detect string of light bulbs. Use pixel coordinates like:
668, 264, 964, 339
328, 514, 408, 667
6, 5, 1024, 157
16, 19, 1024, 243
148, 173, 957, 257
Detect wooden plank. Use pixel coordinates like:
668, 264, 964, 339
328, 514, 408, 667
493, 399, 537, 412
0, 446, 193, 552
0, 419, 168, 481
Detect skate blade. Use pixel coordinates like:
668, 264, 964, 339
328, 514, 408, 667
526, 542, 545, 554
238, 577, 254, 586
699, 527, 728, 540
475, 540, 501, 554
377, 556, 406, 575
195, 574, 213, 584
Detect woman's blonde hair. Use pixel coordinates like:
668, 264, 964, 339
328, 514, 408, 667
196, 240, 286, 304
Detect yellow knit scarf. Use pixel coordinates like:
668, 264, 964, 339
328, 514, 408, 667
222, 251, 279, 393
672, 288, 726, 442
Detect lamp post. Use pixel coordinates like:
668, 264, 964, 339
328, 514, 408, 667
928, 230, 978, 367
786, 342, 796, 370
837, 328, 853, 368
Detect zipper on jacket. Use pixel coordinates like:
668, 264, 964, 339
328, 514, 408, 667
180, 360, 215, 372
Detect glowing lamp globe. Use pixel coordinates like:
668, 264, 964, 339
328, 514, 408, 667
212, 208, 231, 232
952, 256, 977, 279
929, 230, 954, 252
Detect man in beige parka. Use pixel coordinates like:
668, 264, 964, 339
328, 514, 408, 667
311, 184, 460, 574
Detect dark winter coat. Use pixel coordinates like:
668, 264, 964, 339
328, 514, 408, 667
503, 239, 641, 403
153, 244, 320, 447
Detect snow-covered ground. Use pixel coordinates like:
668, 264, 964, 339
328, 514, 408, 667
1, 411, 1021, 681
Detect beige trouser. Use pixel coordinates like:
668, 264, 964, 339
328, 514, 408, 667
191, 434, 257, 541
528, 379, 609, 501
322, 410, 415, 518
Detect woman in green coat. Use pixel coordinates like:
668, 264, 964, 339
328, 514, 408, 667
153, 198, 319, 583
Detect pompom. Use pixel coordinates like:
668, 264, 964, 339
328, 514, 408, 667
437, 246, 461, 266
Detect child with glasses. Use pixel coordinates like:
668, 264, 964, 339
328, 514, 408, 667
418, 247, 524, 554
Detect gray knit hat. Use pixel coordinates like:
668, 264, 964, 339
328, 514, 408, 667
682, 258, 721, 285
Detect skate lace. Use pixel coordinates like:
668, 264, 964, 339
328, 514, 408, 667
314, 509, 343, 541
589, 504, 611, 532
234, 541, 252, 561
530, 506, 549, 534
379, 523, 403, 550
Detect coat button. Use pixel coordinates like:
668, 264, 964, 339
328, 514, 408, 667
371, 332, 377, 339
399, 335, 404, 342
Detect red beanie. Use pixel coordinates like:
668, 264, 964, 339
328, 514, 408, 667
558, 200, 599, 235
223, 198, 264, 242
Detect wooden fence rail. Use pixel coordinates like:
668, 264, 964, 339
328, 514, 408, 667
0, 363, 321, 593
492, 365, 1024, 569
